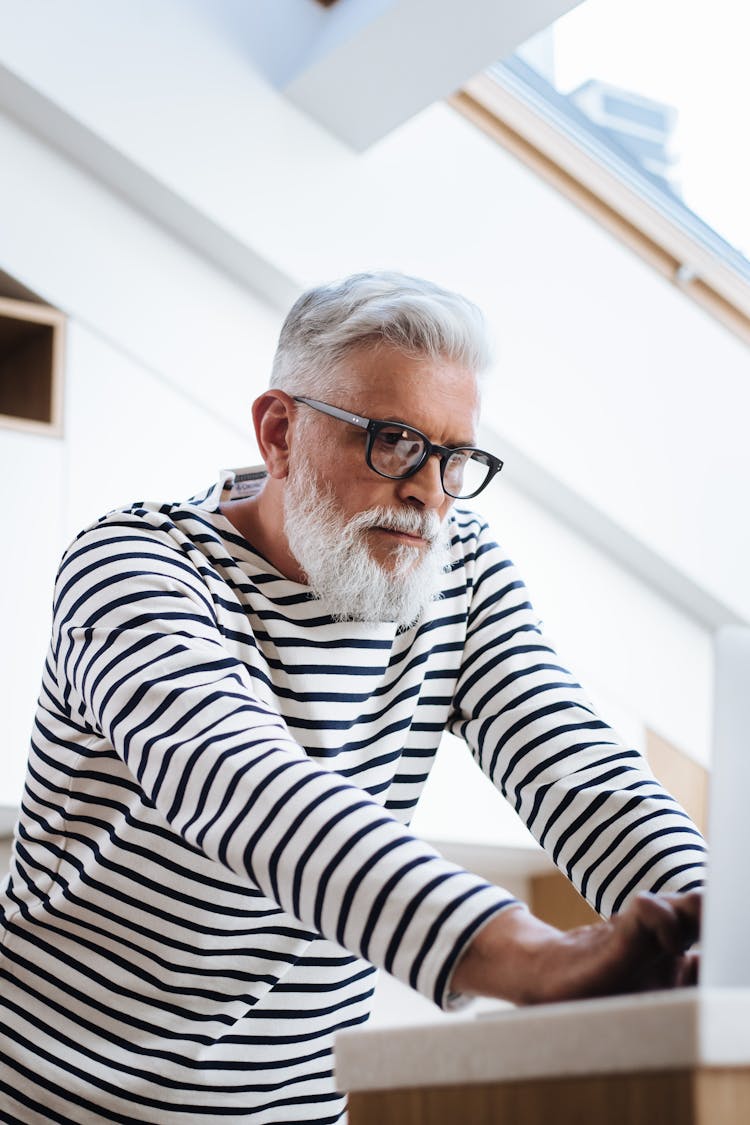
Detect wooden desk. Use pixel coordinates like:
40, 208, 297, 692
336, 990, 750, 1124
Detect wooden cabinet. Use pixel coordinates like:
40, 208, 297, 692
348, 1068, 750, 1125
0, 296, 65, 434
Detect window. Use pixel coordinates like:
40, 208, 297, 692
451, 0, 750, 344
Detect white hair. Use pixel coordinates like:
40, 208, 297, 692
270, 271, 492, 399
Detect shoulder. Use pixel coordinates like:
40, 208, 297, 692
60, 500, 191, 574
54, 498, 220, 617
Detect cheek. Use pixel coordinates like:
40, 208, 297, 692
309, 441, 404, 512
317, 436, 365, 477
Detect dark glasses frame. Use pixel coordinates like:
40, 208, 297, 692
293, 395, 504, 499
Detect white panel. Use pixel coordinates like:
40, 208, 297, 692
0, 428, 65, 804
285, 0, 583, 148
410, 733, 542, 848
0, 63, 299, 311
701, 627, 750, 987
63, 323, 256, 537
483, 480, 713, 765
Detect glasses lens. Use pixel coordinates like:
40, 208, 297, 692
443, 450, 492, 499
370, 425, 426, 478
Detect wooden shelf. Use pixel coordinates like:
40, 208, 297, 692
0, 296, 65, 435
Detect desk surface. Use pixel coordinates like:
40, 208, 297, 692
335, 989, 750, 1094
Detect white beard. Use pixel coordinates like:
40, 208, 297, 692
283, 462, 452, 627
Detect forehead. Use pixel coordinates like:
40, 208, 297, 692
332, 343, 481, 439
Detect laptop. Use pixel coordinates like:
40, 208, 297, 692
699, 625, 750, 987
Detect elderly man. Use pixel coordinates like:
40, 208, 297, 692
0, 272, 703, 1123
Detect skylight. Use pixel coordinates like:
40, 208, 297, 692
511, 0, 750, 271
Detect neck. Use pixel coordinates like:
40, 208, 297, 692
221, 480, 306, 582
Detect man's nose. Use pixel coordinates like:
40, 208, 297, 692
395, 453, 446, 509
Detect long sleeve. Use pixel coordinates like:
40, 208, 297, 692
52, 515, 514, 1008
447, 516, 706, 917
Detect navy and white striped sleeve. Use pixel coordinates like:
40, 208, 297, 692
52, 517, 515, 1008
448, 518, 706, 918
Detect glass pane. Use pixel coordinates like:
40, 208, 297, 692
511, 0, 750, 266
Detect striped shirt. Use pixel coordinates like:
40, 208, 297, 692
0, 469, 706, 1123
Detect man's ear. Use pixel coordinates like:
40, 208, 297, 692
252, 391, 297, 479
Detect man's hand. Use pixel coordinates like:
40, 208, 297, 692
451, 890, 701, 1006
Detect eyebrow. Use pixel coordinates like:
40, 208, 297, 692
296, 396, 481, 451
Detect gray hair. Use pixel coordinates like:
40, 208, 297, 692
269, 271, 491, 398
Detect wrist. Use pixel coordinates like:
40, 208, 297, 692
450, 903, 562, 1005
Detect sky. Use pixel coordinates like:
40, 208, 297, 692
546, 0, 750, 258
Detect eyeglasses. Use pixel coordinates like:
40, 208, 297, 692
293, 396, 503, 500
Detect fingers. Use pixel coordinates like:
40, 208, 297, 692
629, 889, 702, 956
675, 950, 700, 988
670, 889, 702, 949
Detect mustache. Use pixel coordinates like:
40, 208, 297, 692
347, 506, 443, 543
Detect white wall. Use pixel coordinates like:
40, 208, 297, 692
410, 475, 713, 851
0, 428, 65, 803
0, 111, 280, 804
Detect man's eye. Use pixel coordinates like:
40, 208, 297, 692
379, 428, 415, 448
446, 450, 470, 467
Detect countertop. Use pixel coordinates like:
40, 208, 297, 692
335, 988, 750, 1093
